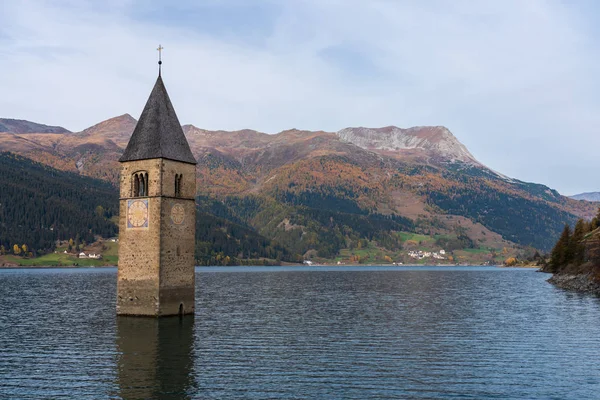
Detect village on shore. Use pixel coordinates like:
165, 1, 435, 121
0, 236, 517, 268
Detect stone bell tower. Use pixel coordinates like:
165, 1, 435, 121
116, 56, 197, 317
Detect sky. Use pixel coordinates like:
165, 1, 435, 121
0, 0, 599, 195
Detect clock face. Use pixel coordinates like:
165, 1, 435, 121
171, 203, 185, 225
127, 199, 149, 229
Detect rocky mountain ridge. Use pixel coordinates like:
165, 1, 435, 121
0, 118, 70, 134
570, 192, 600, 202
337, 126, 479, 165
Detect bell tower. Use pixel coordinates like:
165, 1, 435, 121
117, 54, 197, 317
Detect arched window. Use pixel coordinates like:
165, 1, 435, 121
139, 175, 145, 196
143, 173, 149, 196
178, 174, 183, 197
175, 174, 183, 197
133, 173, 139, 197
132, 171, 149, 197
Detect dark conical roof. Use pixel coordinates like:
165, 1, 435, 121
119, 76, 196, 164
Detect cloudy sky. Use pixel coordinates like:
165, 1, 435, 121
0, 0, 599, 195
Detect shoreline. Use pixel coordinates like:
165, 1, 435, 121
547, 273, 600, 294
0, 263, 509, 269
0, 264, 116, 269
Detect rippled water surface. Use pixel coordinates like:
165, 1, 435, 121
1, 266, 600, 399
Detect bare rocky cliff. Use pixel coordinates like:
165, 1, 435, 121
337, 126, 478, 164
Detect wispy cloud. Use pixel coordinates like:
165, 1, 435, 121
0, 0, 598, 194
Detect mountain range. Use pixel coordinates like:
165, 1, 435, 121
570, 192, 600, 202
0, 118, 70, 134
0, 115, 596, 262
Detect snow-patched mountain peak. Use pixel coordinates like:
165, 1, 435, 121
336, 126, 478, 164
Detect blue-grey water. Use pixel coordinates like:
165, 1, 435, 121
1, 266, 600, 399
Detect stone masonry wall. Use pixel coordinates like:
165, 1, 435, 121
117, 158, 196, 317
159, 159, 196, 316
117, 159, 163, 316
119, 159, 163, 198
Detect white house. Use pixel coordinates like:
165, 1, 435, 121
79, 252, 102, 259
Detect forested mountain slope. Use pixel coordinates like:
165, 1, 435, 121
0, 152, 117, 254
0, 153, 297, 264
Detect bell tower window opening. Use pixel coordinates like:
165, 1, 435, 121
133, 173, 139, 197
132, 172, 149, 197
139, 175, 145, 196
175, 174, 183, 197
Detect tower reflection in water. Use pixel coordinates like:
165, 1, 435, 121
116, 316, 195, 399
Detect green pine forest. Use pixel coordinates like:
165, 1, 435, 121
0, 153, 117, 256
542, 210, 600, 275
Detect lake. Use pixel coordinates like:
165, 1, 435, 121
1, 266, 600, 399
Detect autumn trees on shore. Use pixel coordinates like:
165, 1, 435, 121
545, 210, 600, 274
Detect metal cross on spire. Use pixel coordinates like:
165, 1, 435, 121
157, 44, 164, 76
